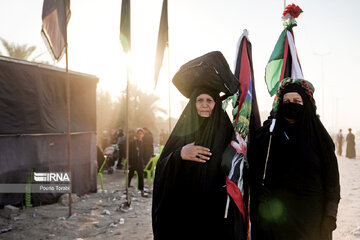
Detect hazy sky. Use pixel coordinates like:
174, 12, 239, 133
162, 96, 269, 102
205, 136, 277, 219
1, 0, 359, 133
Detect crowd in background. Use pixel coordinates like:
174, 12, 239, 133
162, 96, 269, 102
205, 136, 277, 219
96, 127, 169, 175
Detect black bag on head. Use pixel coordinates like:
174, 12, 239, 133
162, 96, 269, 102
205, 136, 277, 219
172, 51, 240, 98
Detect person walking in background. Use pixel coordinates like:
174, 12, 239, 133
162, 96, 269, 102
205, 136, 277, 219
116, 129, 126, 169
346, 128, 356, 159
128, 128, 148, 197
143, 127, 154, 166
336, 129, 344, 156
249, 78, 340, 240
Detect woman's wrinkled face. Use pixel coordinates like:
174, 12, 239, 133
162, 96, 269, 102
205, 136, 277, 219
196, 94, 215, 117
283, 92, 303, 105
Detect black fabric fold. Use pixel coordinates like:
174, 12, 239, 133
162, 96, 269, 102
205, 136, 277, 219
0, 58, 97, 134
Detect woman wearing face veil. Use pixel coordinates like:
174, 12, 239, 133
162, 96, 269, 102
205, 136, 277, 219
152, 52, 239, 240
248, 78, 340, 240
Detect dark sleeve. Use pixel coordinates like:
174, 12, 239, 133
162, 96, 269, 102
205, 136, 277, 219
248, 124, 271, 238
248, 123, 271, 192
153, 147, 182, 203
323, 149, 341, 218
152, 147, 183, 236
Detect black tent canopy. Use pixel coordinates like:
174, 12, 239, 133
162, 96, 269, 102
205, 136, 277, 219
0, 56, 98, 205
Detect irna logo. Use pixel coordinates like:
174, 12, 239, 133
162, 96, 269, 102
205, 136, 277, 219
34, 172, 71, 182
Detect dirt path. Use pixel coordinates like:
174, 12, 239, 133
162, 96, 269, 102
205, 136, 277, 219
0, 170, 153, 240
333, 156, 360, 240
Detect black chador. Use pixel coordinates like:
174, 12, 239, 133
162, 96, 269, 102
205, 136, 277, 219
249, 80, 340, 240
152, 88, 234, 240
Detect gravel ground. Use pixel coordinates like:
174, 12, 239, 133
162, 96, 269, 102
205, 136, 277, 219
0, 169, 153, 240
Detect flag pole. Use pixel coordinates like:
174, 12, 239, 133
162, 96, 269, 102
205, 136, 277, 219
166, 0, 171, 133
120, 0, 131, 208
125, 53, 130, 206
167, 41, 171, 133
65, 13, 72, 218
314, 51, 331, 121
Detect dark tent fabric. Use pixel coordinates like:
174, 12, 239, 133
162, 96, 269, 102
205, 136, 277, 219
0, 56, 98, 206
0, 57, 96, 134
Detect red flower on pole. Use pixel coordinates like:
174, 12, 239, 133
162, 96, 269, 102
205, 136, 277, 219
283, 4, 303, 18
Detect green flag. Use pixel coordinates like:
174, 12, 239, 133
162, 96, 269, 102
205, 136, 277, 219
265, 29, 286, 96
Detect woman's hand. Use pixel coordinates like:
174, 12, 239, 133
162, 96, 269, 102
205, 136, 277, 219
180, 142, 212, 163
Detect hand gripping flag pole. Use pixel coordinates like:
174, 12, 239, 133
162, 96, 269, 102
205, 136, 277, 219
262, 119, 276, 185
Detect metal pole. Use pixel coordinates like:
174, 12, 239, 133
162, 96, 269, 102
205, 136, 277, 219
65, 17, 72, 218
167, 0, 171, 133
314, 52, 331, 122
125, 53, 130, 205
284, 0, 286, 9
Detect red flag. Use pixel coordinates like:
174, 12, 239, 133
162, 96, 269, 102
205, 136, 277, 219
221, 31, 261, 239
41, 0, 70, 61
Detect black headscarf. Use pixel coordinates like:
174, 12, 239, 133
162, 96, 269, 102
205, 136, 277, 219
275, 80, 334, 153
160, 87, 231, 159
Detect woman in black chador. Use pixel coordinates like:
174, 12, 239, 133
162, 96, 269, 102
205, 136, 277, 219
249, 78, 340, 240
152, 51, 239, 240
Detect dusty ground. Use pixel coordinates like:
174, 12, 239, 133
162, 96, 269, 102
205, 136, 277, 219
0, 170, 153, 240
1, 156, 360, 240
333, 156, 360, 240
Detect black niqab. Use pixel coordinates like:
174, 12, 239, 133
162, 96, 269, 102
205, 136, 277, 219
249, 82, 340, 240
